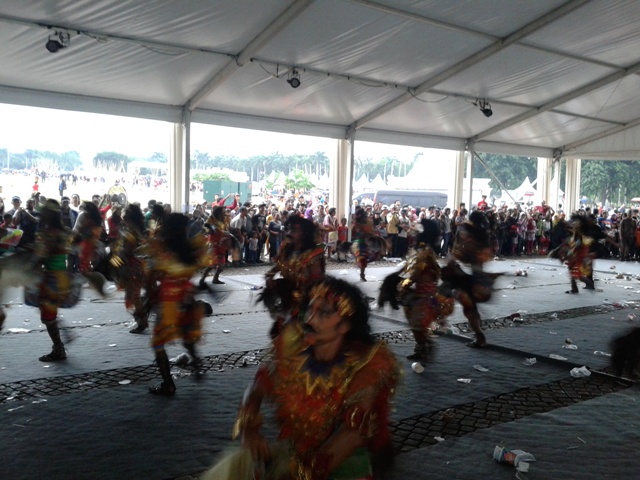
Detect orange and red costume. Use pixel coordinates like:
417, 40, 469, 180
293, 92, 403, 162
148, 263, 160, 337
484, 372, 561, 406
249, 323, 399, 479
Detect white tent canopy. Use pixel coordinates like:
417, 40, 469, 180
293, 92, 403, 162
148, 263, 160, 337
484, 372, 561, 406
1, 0, 640, 160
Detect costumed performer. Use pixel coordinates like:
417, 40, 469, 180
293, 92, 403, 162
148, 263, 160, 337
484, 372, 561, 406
379, 218, 454, 361
204, 276, 400, 480
145, 213, 208, 396
352, 206, 386, 282
198, 205, 240, 287
562, 214, 602, 293
110, 203, 149, 333
29, 200, 76, 361
445, 210, 500, 348
262, 216, 325, 338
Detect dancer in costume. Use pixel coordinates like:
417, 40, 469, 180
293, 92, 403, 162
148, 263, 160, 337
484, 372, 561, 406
445, 210, 499, 348
262, 216, 325, 338
352, 206, 385, 281
199, 206, 240, 286
560, 214, 607, 293
0, 226, 25, 330
204, 277, 399, 480
145, 213, 208, 395
30, 200, 74, 361
379, 218, 454, 361
110, 204, 149, 333
72, 201, 109, 294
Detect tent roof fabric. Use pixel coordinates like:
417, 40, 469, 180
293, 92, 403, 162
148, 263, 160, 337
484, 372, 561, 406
1, 0, 640, 159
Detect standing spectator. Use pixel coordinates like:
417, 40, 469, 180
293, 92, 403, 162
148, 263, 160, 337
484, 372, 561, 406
251, 204, 267, 263
620, 212, 636, 261
144, 199, 156, 231
440, 207, 452, 256
323, 207, 339, 259
13, 197, 39, 250
230, 206, 249, 264
246, 232, 259, 263
267, 212, 282, 261
59, 197, 78, 231
70, 194, 81, 211
396, 209, 411, 258
337, 217, 349, 260
58, 175, 67, 198
477, 195, 488, 211
525, 212, 537, 255
386, 206, 400, 257
7, 196, 21, 217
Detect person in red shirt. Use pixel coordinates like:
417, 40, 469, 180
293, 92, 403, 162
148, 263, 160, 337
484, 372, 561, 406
212, 193, 240, 211
477, 195, 488, 211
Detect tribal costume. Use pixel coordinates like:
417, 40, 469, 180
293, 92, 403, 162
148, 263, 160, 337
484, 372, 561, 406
148, 235, 207, 349
563, 215, 598, 293
74, 202, 104, 274
146, 213, 208, 395
250, 324, 398, 479
207, 218, 229, 267
200, 206, 239, 286
25, 201, 77, 361
263, 217, 325, 338
379, 218, 452, 360
398, 247, 453, 360
207, 278, 400, 480
446, 211, 497, 348
352, 208, 384, 282
111, 204, 148, 333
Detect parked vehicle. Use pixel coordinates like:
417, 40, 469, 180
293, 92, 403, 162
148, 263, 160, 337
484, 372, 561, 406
371, 189, 448, 209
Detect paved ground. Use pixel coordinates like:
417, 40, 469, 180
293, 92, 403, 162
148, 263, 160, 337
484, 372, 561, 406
1, 254, 639, 479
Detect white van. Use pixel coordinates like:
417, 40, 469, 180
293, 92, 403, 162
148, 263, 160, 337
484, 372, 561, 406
372, 190, 448, 209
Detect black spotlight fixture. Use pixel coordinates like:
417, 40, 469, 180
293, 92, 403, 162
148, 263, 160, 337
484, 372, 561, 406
45, 31, 70, 53
476, 98, 493, 117
287, 69, 301, 88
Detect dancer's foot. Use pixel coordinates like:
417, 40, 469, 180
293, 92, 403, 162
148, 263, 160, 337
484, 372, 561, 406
360, 273, 367, 282
148, 382, 176, 396
212, 278, 225, 284
406, 346, 429, 360
466, 339, 488, 348
129, 323, 148, 334
191, 359, 204, 380
39, 344, 67, 362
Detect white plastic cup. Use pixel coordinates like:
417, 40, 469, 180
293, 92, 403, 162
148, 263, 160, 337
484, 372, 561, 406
411, 362, 424, 373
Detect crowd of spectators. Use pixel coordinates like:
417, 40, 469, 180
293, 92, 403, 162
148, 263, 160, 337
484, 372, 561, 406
3, 179, 640, 265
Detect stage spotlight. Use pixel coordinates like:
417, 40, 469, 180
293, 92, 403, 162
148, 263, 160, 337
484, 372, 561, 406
287, 69, 301, 88
45, 31, 70, 53
477, 98, 493, 117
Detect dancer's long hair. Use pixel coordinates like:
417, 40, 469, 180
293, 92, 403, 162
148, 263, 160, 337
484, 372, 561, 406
314, 276, 374, 345
123, 204, 145, 234
81, 201, 103, 228
158, 213, 197, 265
282, 216, 317, 254
39, 199, 65, 230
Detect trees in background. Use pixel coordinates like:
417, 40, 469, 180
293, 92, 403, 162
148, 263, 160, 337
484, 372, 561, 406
93, 151, 129, 172
473, 153, 538, 198
580, 160, 640, 206
3, 146, 640, 206
0, 148, 83, 171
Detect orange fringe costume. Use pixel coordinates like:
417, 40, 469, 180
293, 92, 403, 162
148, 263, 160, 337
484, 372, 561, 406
236, 322, 400, 480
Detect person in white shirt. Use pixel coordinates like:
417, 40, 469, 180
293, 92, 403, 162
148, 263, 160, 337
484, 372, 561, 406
230, 206, 249, 263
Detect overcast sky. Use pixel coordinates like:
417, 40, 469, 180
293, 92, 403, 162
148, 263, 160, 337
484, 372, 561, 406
0, 103, 426, 164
